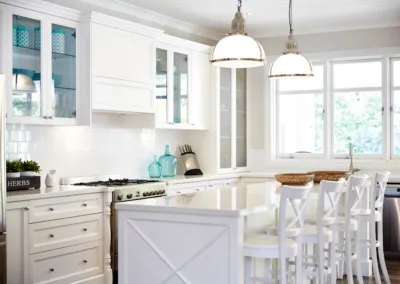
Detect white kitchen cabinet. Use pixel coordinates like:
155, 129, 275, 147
155, 35, 210, 130
82, 12, 163, 114
6, 201, 29, 284
1, 3, 90, 125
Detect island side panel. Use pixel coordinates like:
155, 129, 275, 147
118, 209, 243, 284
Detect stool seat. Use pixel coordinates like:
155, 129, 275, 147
301, 224, 333, 243
329, 216, 358, 231
244, 234, 298, 259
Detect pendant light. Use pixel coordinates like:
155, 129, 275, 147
210, 0, 265, 68
269, 0, 313, 78
12, 73, 36, 93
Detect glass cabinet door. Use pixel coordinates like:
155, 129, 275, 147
173, 52, 189, 124
12, 15, 42, 117
51, 24, 76, 119
220, 68, 232, 169
236, 69, 247, 168
156, 48, 168, 124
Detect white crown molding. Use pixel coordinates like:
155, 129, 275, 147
158, 34, 211, 53
0, 0, 82, 20
80, 0, 221, 42
81, 11, 164, 38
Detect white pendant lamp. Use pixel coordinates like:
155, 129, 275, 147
12, 73, 37, 93
269, 0, 313, 78
210, 0, 265, 68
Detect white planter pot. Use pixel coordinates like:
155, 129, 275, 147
20, 171, 36, 177
7, 172, 20, 178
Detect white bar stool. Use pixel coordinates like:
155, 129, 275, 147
300, 179, 347, 284
244, 184, 312, 284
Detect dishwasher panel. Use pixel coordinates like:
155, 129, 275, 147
382, 186, 400, 260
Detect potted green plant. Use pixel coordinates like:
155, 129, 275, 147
21, 160, 41, 176
6, 159, 23, 178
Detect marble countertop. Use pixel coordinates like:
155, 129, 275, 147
6, 185, 111, 202
116, 181, 277, 217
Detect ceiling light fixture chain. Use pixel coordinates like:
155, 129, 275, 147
289, 0, 293, 35
237, 0, 242, 11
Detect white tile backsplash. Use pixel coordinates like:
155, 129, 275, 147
6, 114, 199, 180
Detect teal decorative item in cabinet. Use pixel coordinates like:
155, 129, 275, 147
148, 155, 162, 178
12, 26, 18, 46
34, 27, 40, 50
16, 26, 29, 47
158, 145, 177, 177
52, 29, 65, 54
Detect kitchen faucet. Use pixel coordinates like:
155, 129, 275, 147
349, 143, 360, 174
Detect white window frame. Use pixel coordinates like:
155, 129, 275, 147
329, 58, 387, 159
275, 62, 326, 159
391, 57, 400, 159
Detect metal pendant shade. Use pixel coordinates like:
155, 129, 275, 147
269, 0, 313, 78
210, 0, 265, 68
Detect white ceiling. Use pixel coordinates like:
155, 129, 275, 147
117, 0, 400, 37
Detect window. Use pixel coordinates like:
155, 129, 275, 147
276, 65, 325, 157
274, 57, 398, 160
332, 60, 383, 156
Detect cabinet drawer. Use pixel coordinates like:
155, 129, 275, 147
29, 193, 103, 223
29, 214, 103, 254
29, 241, 103, 284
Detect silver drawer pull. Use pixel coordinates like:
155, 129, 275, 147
49, 208, 54, 211
83, 259, 88, 264
208, 185, 212, 187
24, 206, 29, 211
83, 228, 87, 232
49, 234, 54, 238
196, 189, 200, 191
82, 203, 87, 207
49, 268, 54, 272
177, 191, 181, 194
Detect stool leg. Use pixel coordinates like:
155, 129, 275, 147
370, 219, 381, 284
329, 236, 336, 284
295, 236, 303, 284
345, 230, 354, 284
337, 232, 345, 279
317, 242, 325, 284
245, 256, 252, 284
377, 219, 391, 284
279, 256, 287, 284
355, 217, 364, 284
264, 259, 271, 281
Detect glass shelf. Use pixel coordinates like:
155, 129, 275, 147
13, 45, 76, 59
54, 87, 76, 91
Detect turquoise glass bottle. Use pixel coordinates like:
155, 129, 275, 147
148, 155, 162, 178
158, 145, 177, 177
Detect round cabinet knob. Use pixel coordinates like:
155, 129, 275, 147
82, 203, 87, 207
24, 206, 29, 211
136, 191, 140, 195
49, 268, 54, 272
49, 208, 54, 211
117, 194, 123, 201
49, 234, 54, 238
83, 259, 88, 264
177, 191, 181, 194
127, 194, 133, 199
83, 228, 87, 232
196, 189, 200, 191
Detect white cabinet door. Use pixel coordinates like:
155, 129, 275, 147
6, 201, 29, 284
91, 23, 153, 84
190, 51, 210, 129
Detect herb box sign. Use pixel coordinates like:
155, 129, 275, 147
7, 176, 41, 191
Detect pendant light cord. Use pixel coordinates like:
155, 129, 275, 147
289, 0, 293, 35
237, 0, 242, 11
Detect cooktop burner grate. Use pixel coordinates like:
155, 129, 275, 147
73, 178, 160, 187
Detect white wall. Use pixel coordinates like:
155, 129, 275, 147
6, 114, 202, 182
248, 26, 400, 171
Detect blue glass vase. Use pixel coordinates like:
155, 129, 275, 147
148, 155, 162, 178
158, 145, 177, 177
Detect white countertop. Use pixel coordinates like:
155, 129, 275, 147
116, 181, 277, 217
6, 185, 112, 202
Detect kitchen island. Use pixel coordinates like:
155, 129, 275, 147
116, 181, 281, 284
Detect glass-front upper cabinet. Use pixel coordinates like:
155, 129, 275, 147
155, 46, 191, 127
51, 24, 76, 119
12, 15, 43, 118
6, 6, 85, 125
219, 68, 247, 172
